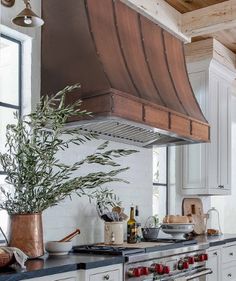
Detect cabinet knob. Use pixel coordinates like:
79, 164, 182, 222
229, 252, 234, 256
103, 274, 110, 280
213, 252, 218, 256
228, 273, 232, 278
218, 185, 224, 189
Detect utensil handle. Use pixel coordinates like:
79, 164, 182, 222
59, 229, 80, 242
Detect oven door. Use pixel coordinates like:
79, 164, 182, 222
185, 268, 212, 281
159, 268, 212, 281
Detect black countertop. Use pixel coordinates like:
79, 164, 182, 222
196, 234, 236, 247
0, 253, 125, 281
2, 234, 236, 281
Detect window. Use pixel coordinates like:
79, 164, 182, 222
0, 34, 22, 174
152, 147, 169, 221
0, 34, 22, 242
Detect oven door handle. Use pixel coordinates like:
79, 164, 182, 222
185, 268, 212, 280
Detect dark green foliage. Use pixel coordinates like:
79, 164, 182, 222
0, 84, 137, 214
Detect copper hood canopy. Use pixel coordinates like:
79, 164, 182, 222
41, 0, 210, 147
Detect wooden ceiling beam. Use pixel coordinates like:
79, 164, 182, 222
120, 0, 190, 42
182, 0, 236, 37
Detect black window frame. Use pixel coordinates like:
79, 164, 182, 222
153, 146, 169, 215
0, 34, 22, 175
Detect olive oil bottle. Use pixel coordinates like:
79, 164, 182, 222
127, 207, 137, 243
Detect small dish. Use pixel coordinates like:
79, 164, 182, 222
45, 241, 72, 256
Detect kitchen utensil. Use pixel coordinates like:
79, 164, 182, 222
182, 198, 207, 235
104, 222, 124, 245
205, 207, 222, 236
59, 229, 80, 242
161, 223, 194, 239
45, 241, 72, 256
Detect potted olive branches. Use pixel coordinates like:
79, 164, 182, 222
0, 84, 136, 258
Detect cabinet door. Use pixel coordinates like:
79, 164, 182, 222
218, 82, 231, 190
181, 71, 208, 193
207, 248, 221, 281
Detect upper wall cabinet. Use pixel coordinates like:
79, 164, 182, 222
177, 39, 236, 196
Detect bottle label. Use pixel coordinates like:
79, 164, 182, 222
127, 223, 137, 243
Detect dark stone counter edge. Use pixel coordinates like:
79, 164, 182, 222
0, 257, 125, 281
209, 237, 236, 247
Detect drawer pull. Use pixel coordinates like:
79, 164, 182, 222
229, 252, 234, 256
228, 273, 232, 278
103, 275, 110, 280
218, 185, 224, 189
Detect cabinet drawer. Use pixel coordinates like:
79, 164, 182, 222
223, 245, 236, 263
89, 269, 119, 281
55, 277, 76, 281
223, 265, 236, 280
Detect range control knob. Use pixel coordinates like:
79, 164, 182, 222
188, 257, 195, 264
178, 260, 184, 270
199, 254, 205, 262
141, 267, 149, 275
183, 261, 189, 269
163, 266, 170, 274
127, 268, 142, 277
154, 264, 164, 275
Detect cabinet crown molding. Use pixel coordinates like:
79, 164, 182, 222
185, 38, 236, 75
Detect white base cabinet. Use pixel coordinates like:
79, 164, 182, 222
21, 264, 123, 281
207, 246, 221, 281
79, 264, 123, 281
22, 271, 78, 281
207, 242, 236, 281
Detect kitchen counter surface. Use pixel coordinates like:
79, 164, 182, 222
196, 234, 236, 247
0, 253, 125, 281
2, 235, 236, 280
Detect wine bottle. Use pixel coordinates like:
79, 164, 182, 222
135, 205, 142, 242
127, 207, 137, 244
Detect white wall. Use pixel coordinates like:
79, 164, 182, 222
43, 140, 153, 244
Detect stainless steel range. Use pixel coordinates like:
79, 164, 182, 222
73, 240, 212, 281
124, 243, 211, 280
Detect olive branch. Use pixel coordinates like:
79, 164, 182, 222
0, 84, 137, 214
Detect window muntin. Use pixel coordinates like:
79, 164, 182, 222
0, 34, 22, 174
153, 147, 168, 221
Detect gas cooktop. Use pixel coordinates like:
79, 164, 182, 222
72, 239, 197, 256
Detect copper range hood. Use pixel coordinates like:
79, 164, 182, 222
41, 0, 210, 147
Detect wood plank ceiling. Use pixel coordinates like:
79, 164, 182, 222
165, 0, 227, 13
165, 0, 236, 53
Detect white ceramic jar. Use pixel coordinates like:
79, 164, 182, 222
104, 222, 124, 245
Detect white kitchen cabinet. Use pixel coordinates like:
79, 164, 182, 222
207, 246, 221, 281
178, 56, 234, 195
22, 271, 79, 281
22, 264, 123, 281
78, 264, 123, 281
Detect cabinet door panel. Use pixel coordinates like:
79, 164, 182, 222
207, 248, 221, 281
207, 74, 219, 190
219, 84, 231, 190
89, 269, 120, 281
182, 71, 207, 191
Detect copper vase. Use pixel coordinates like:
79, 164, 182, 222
9, 213, 44, 258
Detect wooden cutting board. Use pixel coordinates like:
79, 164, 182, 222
182, 198, 207, 235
